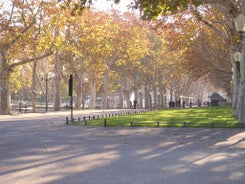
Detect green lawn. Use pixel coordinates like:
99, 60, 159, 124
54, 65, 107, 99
75, 106, 241, 128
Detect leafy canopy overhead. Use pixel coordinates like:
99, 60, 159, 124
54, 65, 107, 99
58, 0, 203, 18
133, 0, 203, 20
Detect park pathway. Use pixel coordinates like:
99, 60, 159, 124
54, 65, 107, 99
0, 109, 245, 184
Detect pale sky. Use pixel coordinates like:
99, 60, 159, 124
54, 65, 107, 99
92, 0, 134, 12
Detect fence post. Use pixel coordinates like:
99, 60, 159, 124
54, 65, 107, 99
66, 117, 69, 125
104, 119, 107, 127
130, 122, 133, 127
157, 121, 160, 127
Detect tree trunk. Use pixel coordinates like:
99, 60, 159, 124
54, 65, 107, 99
102, 69, 109, 109
153, 88, 157, 109
0, 71, 11, 115
169, 86, 174, 105
89, 79, 96, 109
139, 91, 143, 108
238, 48, 245, 123
31, 61, 37, 112
119, 76, 132, 109
159, 86, 164, 108
238, 1, 245, 123
232, 59, 240, 117
144, 84, 151, 109
53, 48, 61, 111
238, 50, 245, 123
134, 89, 139, 109
123, 90, 131, 108
75, 73, 82, 110
163, 88, 167, 108
118, 89, 123, 108
0, 47, 11, 115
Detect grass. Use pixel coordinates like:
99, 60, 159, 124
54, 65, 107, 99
74, 106, 241, 128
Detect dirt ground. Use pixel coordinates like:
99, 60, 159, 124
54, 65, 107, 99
0, 110, 245, 184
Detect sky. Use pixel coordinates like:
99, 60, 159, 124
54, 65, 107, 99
1, 0, 135, 14
92, 0, 134, 12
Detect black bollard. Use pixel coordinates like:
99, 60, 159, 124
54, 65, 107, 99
184, 122, 187, 128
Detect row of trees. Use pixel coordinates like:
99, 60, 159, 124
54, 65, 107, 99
0, 0, 241, 123
114, 0, 244, 122
132, 0, 243, 123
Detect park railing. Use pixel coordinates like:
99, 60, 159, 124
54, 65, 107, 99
65, 110, 244, 128
65, 109, 151, 125
128, 121, 244, 128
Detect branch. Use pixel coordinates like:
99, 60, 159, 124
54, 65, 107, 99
8, 20, 36, 46
0, 2, 15, 32
8, 48, 53, 69
8, 1, 44, 46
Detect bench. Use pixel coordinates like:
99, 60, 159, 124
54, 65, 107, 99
17, 104, 31, 113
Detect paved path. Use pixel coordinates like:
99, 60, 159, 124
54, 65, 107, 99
0, 110, 245, 184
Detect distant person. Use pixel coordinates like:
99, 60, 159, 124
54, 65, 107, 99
182, 101, 185, 108
133, 99, 137, 109
19, 102, 22, 112
198, 99, 201, 107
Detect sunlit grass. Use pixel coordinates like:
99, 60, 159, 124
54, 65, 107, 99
74, 106, 240, 128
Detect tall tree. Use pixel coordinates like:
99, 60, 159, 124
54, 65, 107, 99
0, 0, 52, 114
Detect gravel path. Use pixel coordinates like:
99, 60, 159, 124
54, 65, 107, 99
0, 110, 245, 184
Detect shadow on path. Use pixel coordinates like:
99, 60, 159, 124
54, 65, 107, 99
1, 122, 245, 184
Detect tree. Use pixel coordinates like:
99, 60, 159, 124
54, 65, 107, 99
0, 0, 52, 115
134, 0, 243, 121
237, 1, 245, 124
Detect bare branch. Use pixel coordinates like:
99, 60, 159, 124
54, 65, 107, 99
8, 0, 44, 46
8, 47, 53, 69
0, 1, 15, 32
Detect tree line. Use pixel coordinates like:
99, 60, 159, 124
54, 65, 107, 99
0, 0, 241, 123
60, 0, 245, 123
